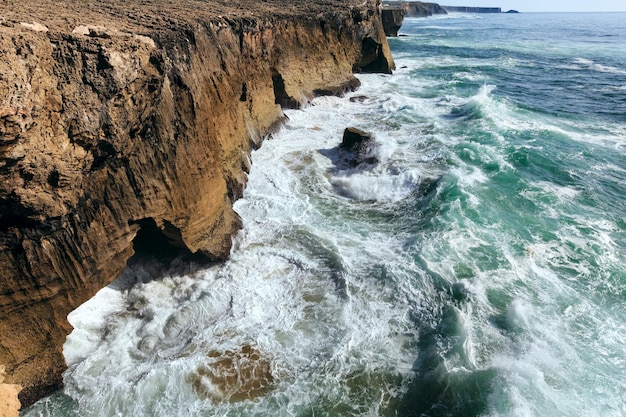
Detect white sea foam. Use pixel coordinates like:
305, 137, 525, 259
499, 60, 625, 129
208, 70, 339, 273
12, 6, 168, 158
529, 180, 581, 201
505, 299, 530, 332
570, 57, 626, 75
418, 25, 465, 31
453, 71, 489, 82
451, 165, 489, 186
330, 167, 422, 201
572, 57, 594, 66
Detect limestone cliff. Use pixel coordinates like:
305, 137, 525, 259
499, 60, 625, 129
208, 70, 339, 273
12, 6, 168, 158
405, 2, 447, 16
0, 0, 394, 407
383, 1, 447, 17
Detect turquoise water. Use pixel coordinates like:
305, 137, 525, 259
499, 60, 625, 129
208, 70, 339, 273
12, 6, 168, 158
24, 12, 625, 417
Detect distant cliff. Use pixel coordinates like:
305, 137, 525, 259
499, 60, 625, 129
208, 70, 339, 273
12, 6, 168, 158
383, 1, 447, 18
0, 0, 394, 408
442, 6, 502, 13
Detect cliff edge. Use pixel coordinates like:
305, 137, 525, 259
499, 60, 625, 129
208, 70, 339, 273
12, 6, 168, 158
0, 0, 394, 408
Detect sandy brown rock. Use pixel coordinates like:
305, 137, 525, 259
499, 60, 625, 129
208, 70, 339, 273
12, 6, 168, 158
0, 366, 21, 417
0, 0, 394, 407
189, 345, 274, 403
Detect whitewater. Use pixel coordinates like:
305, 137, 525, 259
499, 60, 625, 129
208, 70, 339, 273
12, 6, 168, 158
24, 12, 625, 417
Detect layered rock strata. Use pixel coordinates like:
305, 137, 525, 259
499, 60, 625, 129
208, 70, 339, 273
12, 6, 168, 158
0, 0, 394, 407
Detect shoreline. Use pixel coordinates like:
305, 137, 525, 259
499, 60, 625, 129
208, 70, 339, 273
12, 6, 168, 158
0, 0, 394, 407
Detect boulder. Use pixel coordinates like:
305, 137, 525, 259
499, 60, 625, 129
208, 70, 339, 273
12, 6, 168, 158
341, 127, 379, 165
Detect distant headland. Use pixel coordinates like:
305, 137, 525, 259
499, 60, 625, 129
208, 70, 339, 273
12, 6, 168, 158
382, 2, 519, 16
381, 1, 518, 38
441, 5, 501, 13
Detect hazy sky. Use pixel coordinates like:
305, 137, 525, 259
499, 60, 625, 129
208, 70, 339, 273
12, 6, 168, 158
444, 0, 626, 12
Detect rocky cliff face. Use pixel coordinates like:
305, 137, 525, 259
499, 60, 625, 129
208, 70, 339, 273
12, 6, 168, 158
0, 0, 394, 408
383, 1, 447, 17
381, 7, 405, 36
420, 2, 448, 15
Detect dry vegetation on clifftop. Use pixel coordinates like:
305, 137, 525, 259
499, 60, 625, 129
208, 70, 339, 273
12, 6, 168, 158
0, 0, 394, 408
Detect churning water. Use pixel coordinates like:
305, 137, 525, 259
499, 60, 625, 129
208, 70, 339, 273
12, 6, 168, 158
24, 12, 626, 417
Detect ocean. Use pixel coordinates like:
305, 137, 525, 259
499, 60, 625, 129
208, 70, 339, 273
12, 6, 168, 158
23, 12, 626, 417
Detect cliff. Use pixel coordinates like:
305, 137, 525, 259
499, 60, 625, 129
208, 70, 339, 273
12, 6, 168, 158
0, 0, 394, 408
407, 2, 448, 17
442, 6, 502, 13
381, 7, 405, 36
383, 1, 447, 17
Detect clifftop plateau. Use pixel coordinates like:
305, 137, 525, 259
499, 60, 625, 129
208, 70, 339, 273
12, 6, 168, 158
0, 0, 394, 409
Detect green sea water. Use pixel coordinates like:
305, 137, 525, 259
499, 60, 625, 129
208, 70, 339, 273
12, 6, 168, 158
24, 12, 625, 417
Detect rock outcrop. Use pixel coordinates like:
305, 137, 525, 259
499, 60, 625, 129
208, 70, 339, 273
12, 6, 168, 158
341, 127, 379, 166
0, 0, 394, 407
381, 7, 405, 36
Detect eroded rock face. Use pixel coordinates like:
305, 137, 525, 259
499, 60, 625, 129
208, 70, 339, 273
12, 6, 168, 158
381, 7, 405, 37
0, 0, 394, 406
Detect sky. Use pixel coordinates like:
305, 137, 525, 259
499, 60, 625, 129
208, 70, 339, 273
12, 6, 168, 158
443, 0, 626, 12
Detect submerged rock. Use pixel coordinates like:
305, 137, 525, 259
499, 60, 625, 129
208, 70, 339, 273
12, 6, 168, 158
349, 95, 370, 103
189, 345, 274, 403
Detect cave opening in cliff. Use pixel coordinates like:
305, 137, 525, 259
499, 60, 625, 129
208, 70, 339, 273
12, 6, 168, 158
271, 68, 300, 109
128, 218, 212, 270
